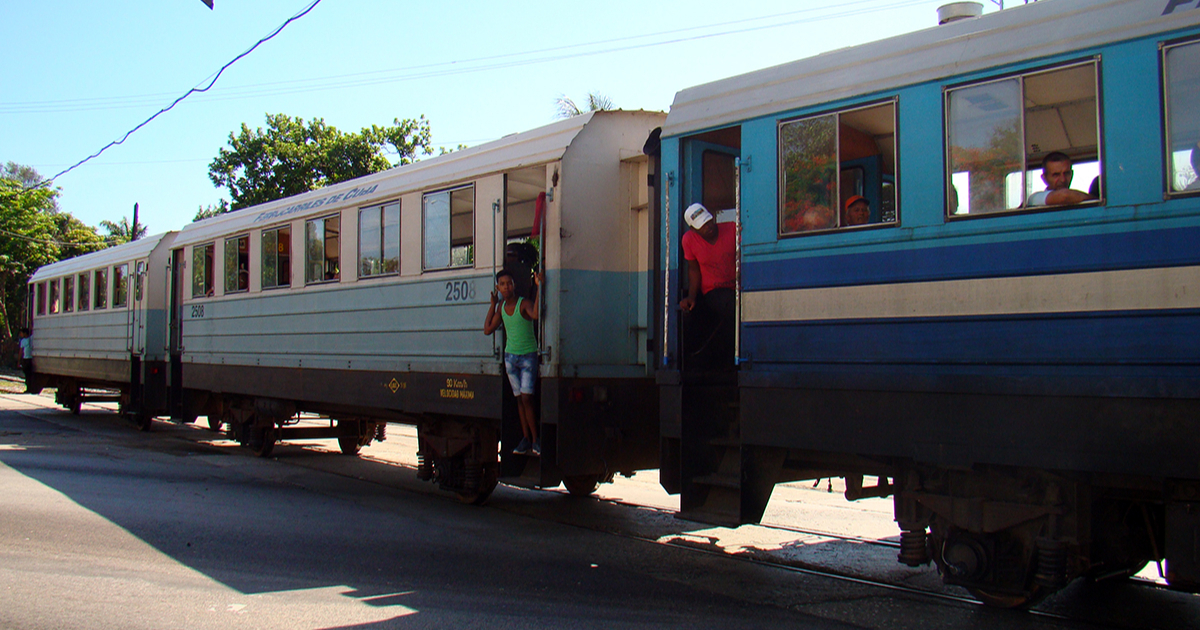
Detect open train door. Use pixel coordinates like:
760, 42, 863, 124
167, 247, 185, 421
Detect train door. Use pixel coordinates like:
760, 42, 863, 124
497, 166, 547, 481
128, 260, 147, 419
167, 248, 185, 420
679, 133, 740, 373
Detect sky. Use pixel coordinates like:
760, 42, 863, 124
1, 0, 1000, 235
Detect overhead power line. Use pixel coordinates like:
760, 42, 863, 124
38, 0, 323, 186
5, 0, 933, 115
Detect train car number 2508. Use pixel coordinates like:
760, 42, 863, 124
444, 280, 475, 302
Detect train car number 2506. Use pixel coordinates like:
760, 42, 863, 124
444, 280, 475, 302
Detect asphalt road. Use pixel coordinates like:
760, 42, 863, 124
2, 389, 1198, 630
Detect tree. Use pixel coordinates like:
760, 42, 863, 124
99, 216, 148, 246
554, 92, 615, 119
208, 113, 434, 210
0, 167, 102, 344
194, 199, 231, 222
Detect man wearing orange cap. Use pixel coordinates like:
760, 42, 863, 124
843, 195, 870, 226
680, 203, 736, 370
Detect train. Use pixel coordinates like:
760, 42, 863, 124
22, 0, 1200, 606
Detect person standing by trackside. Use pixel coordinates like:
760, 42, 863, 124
18, 328, 34, 393
484, 270, 543, 456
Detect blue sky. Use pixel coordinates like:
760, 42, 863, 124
1, 0, 996, 233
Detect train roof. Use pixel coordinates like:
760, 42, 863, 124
173, 110, 663, 246
663, 0, 1200, 137
30, 231, 176, 282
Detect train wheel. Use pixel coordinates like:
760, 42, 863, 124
337, 436, 362, 456
563, 474, 600, 497
135, 411, 153, 432
208, 415, 222, 432
458, 467, 498, 505
68, 398, 82, 416
250, 425, 277, 458
966, 587, 1040, 609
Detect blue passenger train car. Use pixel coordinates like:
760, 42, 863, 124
656, 0, 1200, 604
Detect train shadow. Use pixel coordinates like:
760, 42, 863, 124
2, 402, 1198, 629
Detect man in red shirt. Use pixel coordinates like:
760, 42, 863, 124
680, 203, 736, 370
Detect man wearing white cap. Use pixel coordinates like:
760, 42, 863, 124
680, 203, 736, 369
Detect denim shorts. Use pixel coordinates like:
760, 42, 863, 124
504, 352, 538, 396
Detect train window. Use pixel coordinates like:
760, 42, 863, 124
778, 101, 898, 235
77, 272, 90, 312
359, 202, 400, 277
48, 279, 59, 315
113, 264, 129, 308
1164, 39, 1200, 194
94, 268, 108, 309
35, 282, 45, 316
63, 276, 74, 313
223, 235, 250, 293
261, 225, 291, 289
423, 186, 474, 270
946, 61, 1100, 215
192, 243, 214, 298
135, 261, 145, 301
305, 215, 341, 284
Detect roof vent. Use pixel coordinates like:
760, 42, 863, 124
938, 2, 983, 25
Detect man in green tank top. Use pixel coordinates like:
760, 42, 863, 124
483, 270, 542, 455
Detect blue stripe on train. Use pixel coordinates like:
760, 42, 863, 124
742, 224, 1200, 292
742, 309, 1200, 397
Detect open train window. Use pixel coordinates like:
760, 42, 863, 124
223, 235, 250, 293
359, 202, 400, 277
77, 272, 90, 312
63, 275, 74, 313
113, 264, 129, 307
778, 100, 897, 235
94, 268, 108, 309
305, 215, 341, 284
191, 244, 214, 298
261, 225, 291, 289
35, 282, 45, 316
946, 60, 1101, 216
48, 279, 59, 315
135, 261, 145, 302
1163, 38, 1200, 195
423, 185, 474, 270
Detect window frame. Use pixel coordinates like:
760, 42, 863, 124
77, 272, 90, 312
422, 185, 475, 271
1161, 35, 1200, 198
943, 58, 1103, 219
305, 214, 342, 285
358, 201, 401, 279
261, 224, 292, 290
63, 275, 74, 313
113, 263, 129, 308
94, 268, 108, 310
223, 234, 250, 294
776, 98, 900, 237
47, 278, 60, 315
192, 243, 215, 298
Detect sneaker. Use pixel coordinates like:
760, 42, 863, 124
531, 441, 541, 457
513, 437, 531, 455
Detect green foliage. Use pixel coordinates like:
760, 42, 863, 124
208, 113, 434, 210
194, 198, 231, 222
0, 168, 103, 342
99, 216, 148, 246
555, 92, 615, 119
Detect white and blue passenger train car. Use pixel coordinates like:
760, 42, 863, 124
656, 0, 1200, 603
28, 110, 664, 503
27, 232, 177, 424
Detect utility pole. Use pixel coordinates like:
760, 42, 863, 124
131, 203, 140, 242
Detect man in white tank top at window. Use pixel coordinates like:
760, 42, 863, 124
1027, 152, 1096, 207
